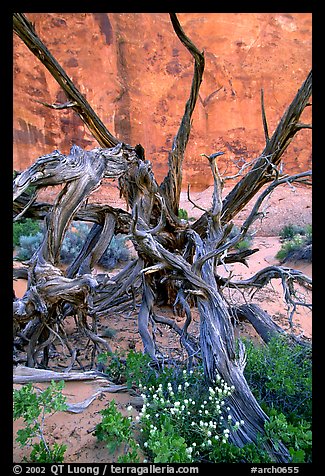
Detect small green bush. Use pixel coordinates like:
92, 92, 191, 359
243, 336, 312, 423
95, 342, 312, 463
13, 218, 42, 248
94, 400, 140, 463
178, 208, 189, 220
13, 380, 68, 463
98, 234, 130, 270
16, 232, 43, 261
276, 224, 312, 262
279, 224, 306, 241
228, 225, 253, 251
265, 410, 312, 463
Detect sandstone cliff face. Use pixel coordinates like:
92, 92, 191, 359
13, 13, 312, 191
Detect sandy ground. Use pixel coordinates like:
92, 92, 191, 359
13, 184, 312, 464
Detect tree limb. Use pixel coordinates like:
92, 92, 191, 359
159, 13, 205, 214
13, 13, 119, 148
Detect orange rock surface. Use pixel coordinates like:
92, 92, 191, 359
13, 13, 312, 191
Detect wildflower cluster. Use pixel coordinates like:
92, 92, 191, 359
136, 368, 244, 462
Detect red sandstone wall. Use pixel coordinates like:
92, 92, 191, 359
13, 13, 312, 191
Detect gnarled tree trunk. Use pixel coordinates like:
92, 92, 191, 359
13, 13, 312, 462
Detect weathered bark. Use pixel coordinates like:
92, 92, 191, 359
233, 304, 285, 344
159, 13, 205, 216
13, 12, 312, 462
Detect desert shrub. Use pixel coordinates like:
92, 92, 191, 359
13, 381, 67, 463
16, 232, 44, 261
276, 224, 312, 262
13, 218, 42, 248
243, 336, 312, 423
98, 234, 130, 270
60, 221, 91, 264
178, 208, 189, 220
96, 341, 312, 463
14, 219, 130, 269
279, 224, 307, 241
228, 225, 253, 251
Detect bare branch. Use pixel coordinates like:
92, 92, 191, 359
159, 13, 205, 214
192, 70, 312, 236
260, 88, 270, 144
13, 13, 119, 148
33, 99, 78, 110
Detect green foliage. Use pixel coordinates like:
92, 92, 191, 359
265, 410, 312, 463
14, 218, 130, 269
209, 437, 271, 463
244, 336, 312, 422
60, 221, 91, 264
13, 381, 68, 463
95, 339, 312, 463
279, 224, 308, 241
98, 350, 127, 384
145, 414, 191, 463
136, 366, 244, 463
13, 218, 42, 248
276, 224, 312, 262
94, 400, 140, 463
228, 225, 253, 251
98, 234, 130, 270
15, 232, 44, 261
178, 208, 189, 220
124, 350, 153, 389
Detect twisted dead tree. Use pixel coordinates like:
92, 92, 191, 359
13, 13, 312, 462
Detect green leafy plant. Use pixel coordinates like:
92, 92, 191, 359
264, 410, 312, 463
145, 414, 191, 463
178, 208, 189, 220
94, 400, 140, 463
13, 218, 42, 248
13, 381, 68, 463
244, 336, 312, 422
137, 367, 245, 463
98, 349, 154, 388
97, 350, 127, 384
228, 225, 253, 251
15, 232, 44, 261
276, 224, 312, 262
124, 350, 154, 389
95, 339, 312, 463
